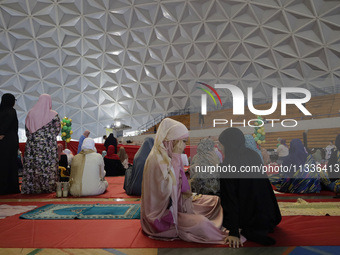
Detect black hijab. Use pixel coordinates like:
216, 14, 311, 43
0, 93, 15, 109
218, 128, 281, 240
218, 127, 264, 179
104, 133, 118, 153
218, 127, 248, 166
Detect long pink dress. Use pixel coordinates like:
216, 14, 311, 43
140, 118, 227, 244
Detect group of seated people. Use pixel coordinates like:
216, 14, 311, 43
55, 117, 340, 247
57, 133, 130, 197
139, 118, 281, 247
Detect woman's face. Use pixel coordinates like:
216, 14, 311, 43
173, 139, 186, 154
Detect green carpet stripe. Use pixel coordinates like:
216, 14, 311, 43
103, 248, 128, 255
27, 249, 43, 255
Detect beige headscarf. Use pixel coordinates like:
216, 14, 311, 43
141, 118, 227, 244
151, 118, 189, 179
117, 146, 128, 163
141, 118, 189, 239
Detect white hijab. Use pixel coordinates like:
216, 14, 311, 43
81, 138, 97, 152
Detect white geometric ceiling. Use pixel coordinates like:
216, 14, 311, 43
0, 0, 340, 138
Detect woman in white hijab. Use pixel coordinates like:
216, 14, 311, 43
69, 138, 108, 196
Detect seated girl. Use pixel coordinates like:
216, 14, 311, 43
104, 145, 125, 176
141, 118, 228, 244
58, 144, 69, 182
118, 146, 129, 169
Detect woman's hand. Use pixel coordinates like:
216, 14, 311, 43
0, 135, 4, 140
192, 194, 202, 201
225, 235, 242, 248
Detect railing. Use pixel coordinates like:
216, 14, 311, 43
138, 86, 340, 134
138, 114, 165, 133
138, 109, 340, 135
138, 107, 198, 133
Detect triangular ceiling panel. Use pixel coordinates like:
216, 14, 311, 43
0, 0, 339, 140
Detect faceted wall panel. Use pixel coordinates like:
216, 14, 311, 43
0, 0, 340, 138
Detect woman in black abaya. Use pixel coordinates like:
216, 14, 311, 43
104, 133, 118, 154
218, 128, 281, 248
0, 93, 20, 194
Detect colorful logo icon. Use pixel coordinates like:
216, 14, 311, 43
197, 82, 223, 115
197, 82, 223, 107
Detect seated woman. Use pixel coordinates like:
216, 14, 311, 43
271, 139, 322, 193
311, 148, 323, 164
141, 118, 227, 244
104, 133, 118, 153
261, 147, 271, 165
325, 134, 340, 193
124, 137, 154, 196
276, 139, 289, 164
104, 145, 125, 176
244, 134, 264, 163
219, 128, 281, 247
63, 149, 74, 167
69, 138, 108, 196
118, 146, 129, 169
189, 137, 220, 195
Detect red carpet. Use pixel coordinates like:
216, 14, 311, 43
0, 209, 339, 248
0, 177, 139, 200
1, 176, 340, 248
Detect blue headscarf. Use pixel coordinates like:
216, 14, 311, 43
280, 139, 288, 147
282, 139, 308, 167
125, 137, 154, 195
244, 134, 264, 163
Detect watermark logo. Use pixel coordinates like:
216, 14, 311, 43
198, 83, 312, 128
197, 82, 222, 115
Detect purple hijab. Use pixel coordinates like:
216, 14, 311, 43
280, 139, 288, 147
282, 139, 308, 167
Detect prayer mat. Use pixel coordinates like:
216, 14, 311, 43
20, 203, 140, 220
0, 204, 37, 219
279, 198, 340, 216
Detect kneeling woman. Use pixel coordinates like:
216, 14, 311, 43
219, 128, 281, 247
69, 138, 108, 196
141, 118, 227, 244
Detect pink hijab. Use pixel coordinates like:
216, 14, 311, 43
25, 94, 58, 133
